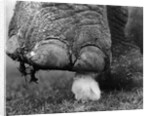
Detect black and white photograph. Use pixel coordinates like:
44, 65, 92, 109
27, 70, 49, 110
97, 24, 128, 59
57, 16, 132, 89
5, 0, 143, 115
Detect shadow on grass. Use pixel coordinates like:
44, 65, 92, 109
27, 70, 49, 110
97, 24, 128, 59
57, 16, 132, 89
99, 71, 143, 92
99, 47, 143, 92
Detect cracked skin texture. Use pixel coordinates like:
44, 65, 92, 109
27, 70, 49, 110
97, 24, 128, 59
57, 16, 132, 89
7, 1, 111, 73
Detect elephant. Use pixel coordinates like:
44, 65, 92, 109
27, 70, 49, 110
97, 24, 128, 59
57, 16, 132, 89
125, 7, 143, 54
107, 6, 143, 54
6, 1, 142, 101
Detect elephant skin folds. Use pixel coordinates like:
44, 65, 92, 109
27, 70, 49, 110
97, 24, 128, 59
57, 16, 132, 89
8, 2, 111, 72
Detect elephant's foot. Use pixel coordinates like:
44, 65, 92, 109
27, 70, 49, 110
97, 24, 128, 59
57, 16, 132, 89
26, 39, 70, 69
71, 73, 101, 101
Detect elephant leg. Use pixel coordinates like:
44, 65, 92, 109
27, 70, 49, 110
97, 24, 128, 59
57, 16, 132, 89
71, 73, 101, 101
125, 7, 143, 54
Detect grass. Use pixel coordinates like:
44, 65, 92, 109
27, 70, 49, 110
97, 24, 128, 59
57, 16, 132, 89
6, 45, 143, 115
